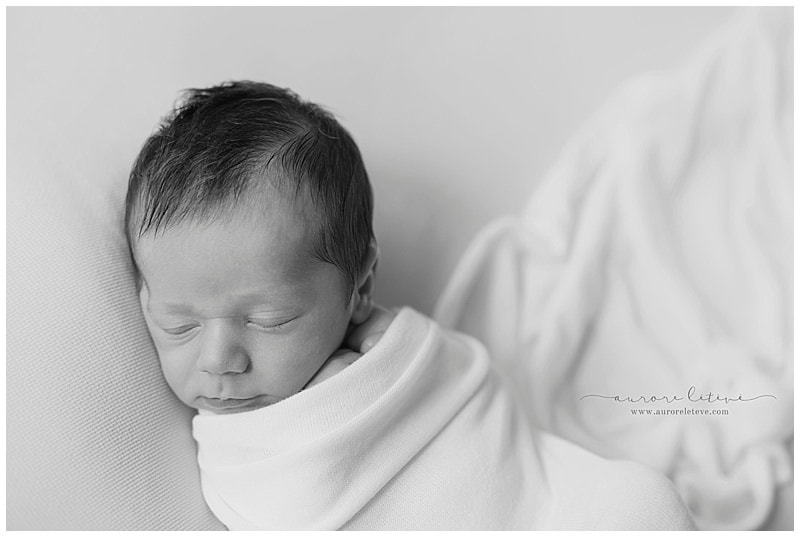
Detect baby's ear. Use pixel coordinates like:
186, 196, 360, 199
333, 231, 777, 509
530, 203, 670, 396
350, 239, 379, 325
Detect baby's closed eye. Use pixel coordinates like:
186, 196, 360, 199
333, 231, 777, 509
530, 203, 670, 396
162, 323, 200, 336
245, 316, 297, 332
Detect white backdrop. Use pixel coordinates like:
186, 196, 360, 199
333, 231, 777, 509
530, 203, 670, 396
7, 6, 734, 314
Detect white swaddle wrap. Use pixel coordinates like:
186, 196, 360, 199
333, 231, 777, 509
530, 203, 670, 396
193, 308, 694, 530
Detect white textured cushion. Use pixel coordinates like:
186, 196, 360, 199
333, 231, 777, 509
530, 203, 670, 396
7, 164, 225, 530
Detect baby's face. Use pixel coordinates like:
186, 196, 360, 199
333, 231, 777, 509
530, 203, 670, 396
134, 196, 355, 414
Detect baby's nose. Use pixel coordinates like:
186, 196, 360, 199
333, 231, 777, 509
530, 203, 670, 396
197, 323, 250, 375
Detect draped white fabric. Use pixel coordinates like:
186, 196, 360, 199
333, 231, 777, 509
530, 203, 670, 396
435, 9, 792, 531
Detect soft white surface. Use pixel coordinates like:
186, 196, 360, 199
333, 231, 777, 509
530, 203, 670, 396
435, 8, 792, 531
6, 146, 224, 529
193, 307, 695, 530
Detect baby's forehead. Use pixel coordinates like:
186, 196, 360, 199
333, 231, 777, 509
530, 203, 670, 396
135, 183, 320, 250
232, 169, 322, 220
128, 170, 330, 283
170, 172, 317, 225
133, 202, 327, 290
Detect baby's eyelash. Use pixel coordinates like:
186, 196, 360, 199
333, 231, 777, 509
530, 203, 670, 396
246, 317, 295, 332
163, 324, 199, 336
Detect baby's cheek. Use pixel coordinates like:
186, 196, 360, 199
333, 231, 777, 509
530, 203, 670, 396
156, 347, 196, 402
286, 348, 333, 394
285, 332, 345, 390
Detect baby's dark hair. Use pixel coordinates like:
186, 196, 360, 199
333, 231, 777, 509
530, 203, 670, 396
125, 80, 374, 293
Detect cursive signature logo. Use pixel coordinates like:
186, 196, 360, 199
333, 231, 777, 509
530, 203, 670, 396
580, 385, 776, 404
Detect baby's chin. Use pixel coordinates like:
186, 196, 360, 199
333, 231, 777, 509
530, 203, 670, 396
193, 394, 286, 415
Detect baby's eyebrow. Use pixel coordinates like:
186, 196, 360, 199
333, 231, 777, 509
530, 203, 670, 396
142, 290, 198, 317
146, 302, 196, 316
147, 296, 299, 317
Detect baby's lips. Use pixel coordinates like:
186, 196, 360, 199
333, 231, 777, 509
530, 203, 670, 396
197, 394, 282, 413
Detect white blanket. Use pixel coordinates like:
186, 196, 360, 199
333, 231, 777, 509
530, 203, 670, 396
193, 308, 695, 530
434, 9, 792, 531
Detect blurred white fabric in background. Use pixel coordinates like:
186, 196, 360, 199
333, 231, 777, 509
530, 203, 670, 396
435, 8, 792, 531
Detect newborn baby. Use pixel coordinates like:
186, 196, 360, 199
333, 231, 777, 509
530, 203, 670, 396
126, 81, 696, 530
